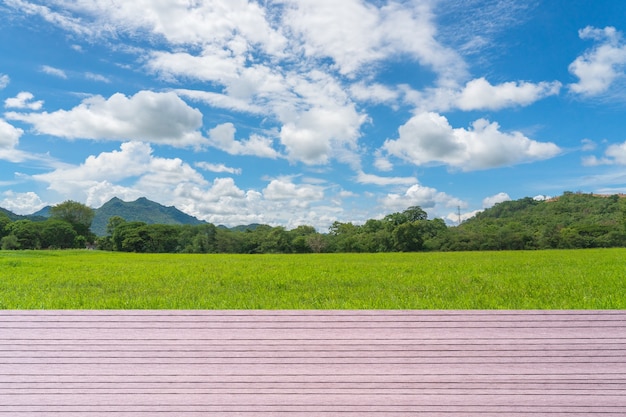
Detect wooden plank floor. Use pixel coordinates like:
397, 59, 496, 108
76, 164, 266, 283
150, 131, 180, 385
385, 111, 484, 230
0, 310, 624, 416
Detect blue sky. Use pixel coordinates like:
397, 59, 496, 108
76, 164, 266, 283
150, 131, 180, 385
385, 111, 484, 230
1, 0, 626, 230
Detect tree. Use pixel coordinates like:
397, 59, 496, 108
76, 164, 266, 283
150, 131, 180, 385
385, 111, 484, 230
41, 219, 78, 249
392, 222, 424, 252
0, 214, 11, 239
403, 206, 428, 222
1, 234, 19, 250
7, 220, 41, 249
50, 201, 95, 241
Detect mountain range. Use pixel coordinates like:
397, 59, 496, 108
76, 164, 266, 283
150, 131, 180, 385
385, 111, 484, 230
4, 197, 206, 237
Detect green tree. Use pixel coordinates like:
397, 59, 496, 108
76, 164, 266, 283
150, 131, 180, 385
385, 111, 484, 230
41, 219, 78, 249
7, 220, 41, 249
392, 221, 424, 252
50, 201, 95, 241
0, 213, 11, 239
111, 221, 146, 252
1, 234, 19, 250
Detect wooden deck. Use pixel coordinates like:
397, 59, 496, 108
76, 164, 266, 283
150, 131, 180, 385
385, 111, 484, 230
0, 310, 624, 416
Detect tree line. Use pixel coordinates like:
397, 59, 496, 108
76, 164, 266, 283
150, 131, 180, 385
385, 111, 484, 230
0, 201, 95, 250
3, 192, 626, 252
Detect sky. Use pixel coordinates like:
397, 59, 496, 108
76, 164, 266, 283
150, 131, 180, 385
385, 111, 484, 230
1, 0, 626, 230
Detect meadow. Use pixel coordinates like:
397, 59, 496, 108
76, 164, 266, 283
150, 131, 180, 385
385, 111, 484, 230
0, 249, 624, 309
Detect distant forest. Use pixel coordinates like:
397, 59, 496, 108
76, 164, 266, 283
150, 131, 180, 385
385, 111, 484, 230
2, 192, 626, 253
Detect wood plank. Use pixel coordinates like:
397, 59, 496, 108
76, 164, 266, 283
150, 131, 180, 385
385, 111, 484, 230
0, 310, 624, 416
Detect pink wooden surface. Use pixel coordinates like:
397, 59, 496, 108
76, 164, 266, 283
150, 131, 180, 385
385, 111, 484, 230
0, 310, 624, 416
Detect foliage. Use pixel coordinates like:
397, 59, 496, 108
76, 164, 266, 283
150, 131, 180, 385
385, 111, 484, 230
0, 249, 624, 309
49, 200, 95, 241
2, 192, 626, 253
441, 193, 626, 251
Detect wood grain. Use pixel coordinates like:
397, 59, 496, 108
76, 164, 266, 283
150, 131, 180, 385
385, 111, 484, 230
1, 311, 624, 416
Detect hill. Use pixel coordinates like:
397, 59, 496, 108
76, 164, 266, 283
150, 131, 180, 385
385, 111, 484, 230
0, 206, 47, 222
90, 197, 205, 236
442, 192, 626, 250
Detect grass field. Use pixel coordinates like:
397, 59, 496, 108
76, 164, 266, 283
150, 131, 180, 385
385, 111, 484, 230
0, 249, 624, 309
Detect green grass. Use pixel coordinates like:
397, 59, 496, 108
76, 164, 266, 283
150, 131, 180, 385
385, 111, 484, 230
0, 249, 624, 309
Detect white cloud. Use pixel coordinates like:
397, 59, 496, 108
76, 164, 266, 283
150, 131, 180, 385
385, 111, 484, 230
86, 182, 144, 208
280, 105, 365, 165
0, 191, 46, 215
0, 74, 9, 89
176, 89, 264, 115
263, 178, 323, 202
0, 118, 28, 162
446, 209, 481, 225
173, 177, 338, 229
380, 183, 464, 216
0, 118, 23, 150
85, 72, 111, 83
355, 171, 417, 186
208, 123, 278, 159
350, 82, 400, 104
569, 26, 626, 96
6, 91, 208, 148
4, 92, 44, 110
456, 77, 561, 110
583, 141, 626, 166
281, 0, 466, 82
382, 112, 561, 171
581, 138, 597, 151
5, 0, 93, 36
482, 192, 511, 208
41, 65, 67, 79
373, 156, 394, 172
28, 141, 341, 229
195, 162, 242, 175
33, 141, 208, 204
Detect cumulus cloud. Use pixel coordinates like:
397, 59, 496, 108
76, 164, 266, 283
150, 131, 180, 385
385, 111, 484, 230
569, 26, 626, 96
6, 91, 208, 148
0, 191, 46, 215
7, 0, 467, 167
0, 118, 23, 150
382, 112, 561, 171
208, 123, 278, 159
173, 176, 339, 229
4, 92, 44, 110
263, 178, 324, 202
380, 183, 464, 217
280, 105, 365, 165
582, 141, 626, 166
482, 192, 511, 208
350, 82, 400, 104
27, 141, 342, 229
33, 141, 208, 204
0, 118, 27, 162
456, 78, 561, 110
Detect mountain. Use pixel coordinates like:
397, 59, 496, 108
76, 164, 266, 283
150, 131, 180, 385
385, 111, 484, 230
90, 197, 206, 236
0, 206, 47, 222
31, 206, 52, 217
443, 192, 626, 251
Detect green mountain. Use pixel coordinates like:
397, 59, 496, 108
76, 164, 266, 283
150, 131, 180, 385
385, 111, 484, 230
0, 206, 47, 222
443, 192, 626, 251
90, 197, 205, 236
